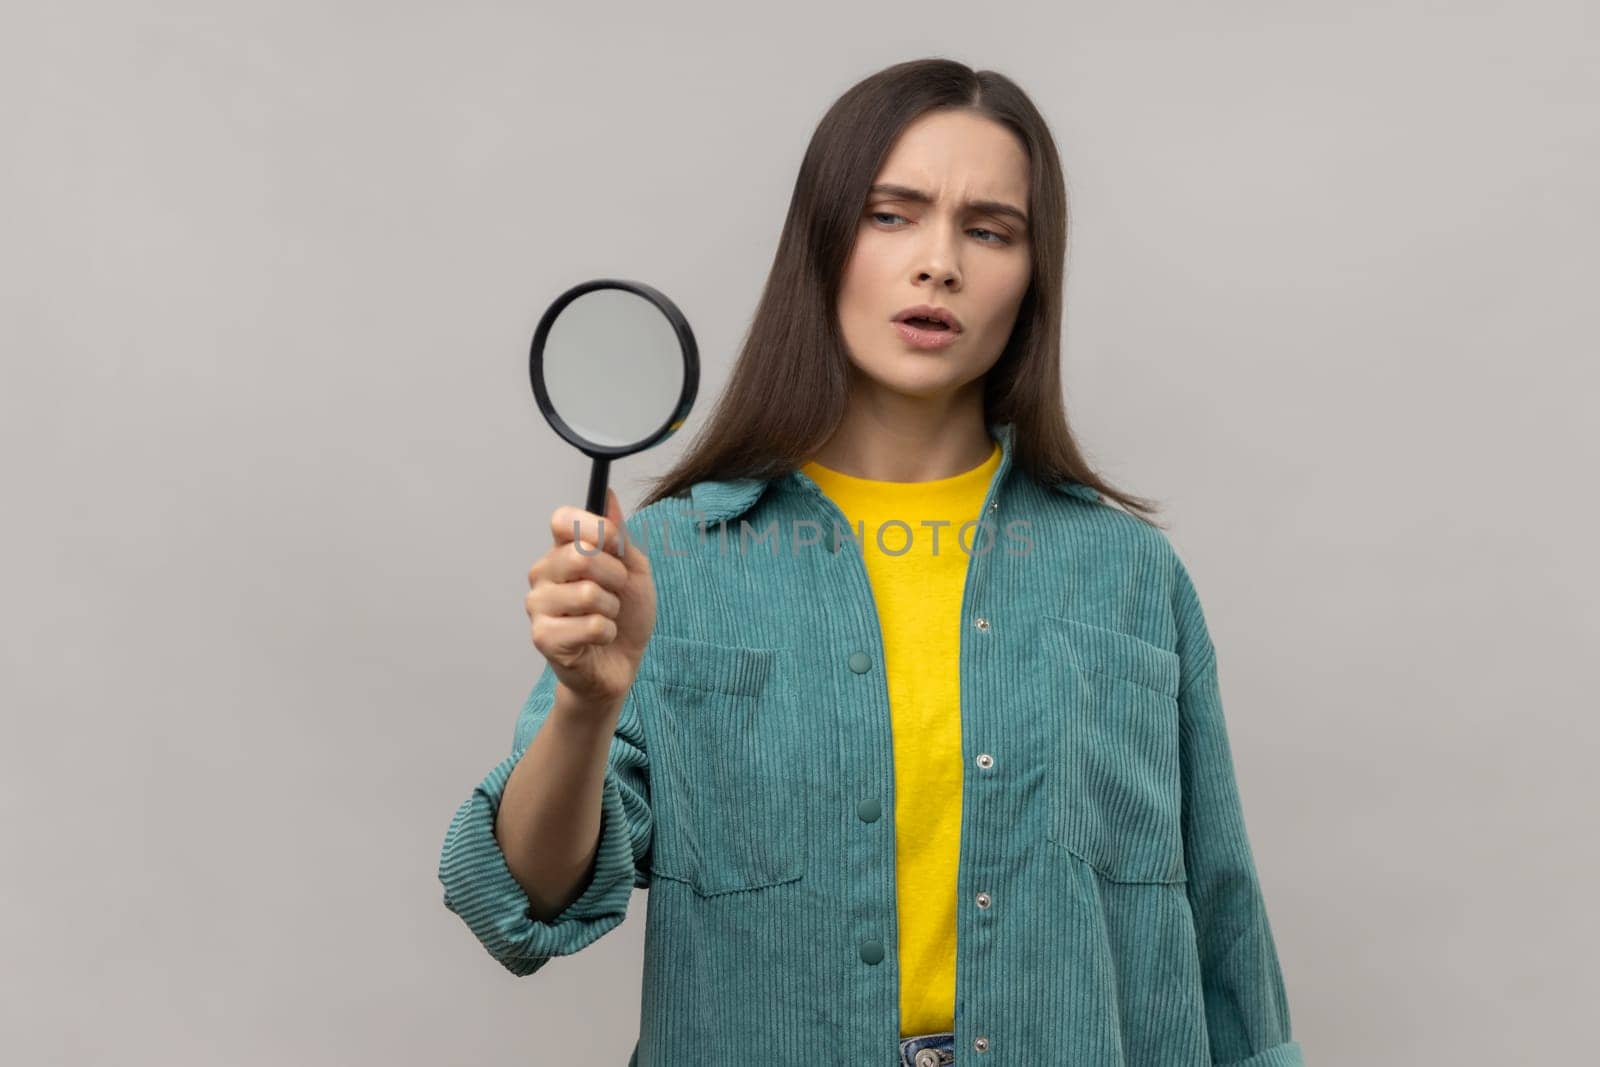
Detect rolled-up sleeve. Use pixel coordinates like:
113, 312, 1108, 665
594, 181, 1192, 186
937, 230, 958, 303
438, 661, 653, 977
1173, 560, 1306, 1067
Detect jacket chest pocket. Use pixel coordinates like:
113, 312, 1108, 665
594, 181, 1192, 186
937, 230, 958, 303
1040, 615, 1187, 885
634, 632, 806, 898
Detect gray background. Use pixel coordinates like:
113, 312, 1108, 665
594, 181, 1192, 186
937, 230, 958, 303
4, 2, 1595, 1063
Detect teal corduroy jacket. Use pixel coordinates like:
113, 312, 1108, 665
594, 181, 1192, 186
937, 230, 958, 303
439, 420, 1305, 1066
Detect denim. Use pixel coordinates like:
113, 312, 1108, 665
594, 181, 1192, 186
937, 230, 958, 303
439, 419, 1306, 1066
898, 1030, 956, 1066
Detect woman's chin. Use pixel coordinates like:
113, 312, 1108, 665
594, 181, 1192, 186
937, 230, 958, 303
852, 356, 985, 399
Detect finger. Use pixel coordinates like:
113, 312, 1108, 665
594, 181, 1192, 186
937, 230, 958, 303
549, 502, 627, 558
535, 538, 629, 591
528, 576, 622, 621
532, 611, 618, 661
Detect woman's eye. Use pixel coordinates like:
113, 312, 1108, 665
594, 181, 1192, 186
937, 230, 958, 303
869, 211, 1010, 245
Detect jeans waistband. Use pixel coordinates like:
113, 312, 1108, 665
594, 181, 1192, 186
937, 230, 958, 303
898, 1030, 955, 1066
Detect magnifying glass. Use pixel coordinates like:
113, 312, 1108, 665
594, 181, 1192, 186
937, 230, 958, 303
529, 278, 699, 519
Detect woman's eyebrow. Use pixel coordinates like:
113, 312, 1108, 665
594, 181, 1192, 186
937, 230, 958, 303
867, 183, 1029, 227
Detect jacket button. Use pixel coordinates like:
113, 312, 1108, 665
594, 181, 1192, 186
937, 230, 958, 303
975, 891, 991, 909
859, 939, 885, 965
848, 650, 871, 673
856, 799, 881, 823
973, 1035, 990, 1052
975, 753, 994, 770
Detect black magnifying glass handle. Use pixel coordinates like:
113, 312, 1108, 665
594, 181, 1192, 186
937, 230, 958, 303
586, 455, 610, 519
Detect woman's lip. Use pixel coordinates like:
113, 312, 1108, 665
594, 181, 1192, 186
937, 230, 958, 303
892, 320, 961, 349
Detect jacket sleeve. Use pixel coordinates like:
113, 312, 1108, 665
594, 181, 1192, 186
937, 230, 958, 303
1173, 558, 1306, 1067
437, 659, 653, 977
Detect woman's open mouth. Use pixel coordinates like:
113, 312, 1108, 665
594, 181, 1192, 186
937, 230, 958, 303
892, 318, 961, 349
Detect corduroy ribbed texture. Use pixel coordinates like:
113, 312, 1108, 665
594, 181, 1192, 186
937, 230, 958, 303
438, 420, 1305, 1066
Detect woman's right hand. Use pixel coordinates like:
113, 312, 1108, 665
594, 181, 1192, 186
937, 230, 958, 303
527, 486, 657, 710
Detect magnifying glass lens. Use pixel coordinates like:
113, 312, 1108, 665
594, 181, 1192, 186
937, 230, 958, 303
542, 288, 685, 448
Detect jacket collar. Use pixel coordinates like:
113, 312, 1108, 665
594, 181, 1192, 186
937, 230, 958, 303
686, 420, 1100, 526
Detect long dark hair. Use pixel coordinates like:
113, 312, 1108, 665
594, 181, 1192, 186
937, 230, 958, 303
639, 58, 1163, 526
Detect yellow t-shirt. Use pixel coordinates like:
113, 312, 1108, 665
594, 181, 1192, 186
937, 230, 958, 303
799, 437, 1002, 1038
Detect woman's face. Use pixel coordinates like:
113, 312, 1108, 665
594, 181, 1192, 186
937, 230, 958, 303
836, 108, 1032, 406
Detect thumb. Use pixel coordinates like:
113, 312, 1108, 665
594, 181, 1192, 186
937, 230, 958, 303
604, 486, 646, 565
603, 486, 628, 554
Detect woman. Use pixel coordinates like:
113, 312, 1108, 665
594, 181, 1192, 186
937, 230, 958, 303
440, 58, 1305, 1067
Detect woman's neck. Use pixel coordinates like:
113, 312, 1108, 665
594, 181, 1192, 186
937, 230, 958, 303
807, 402, 994, 483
